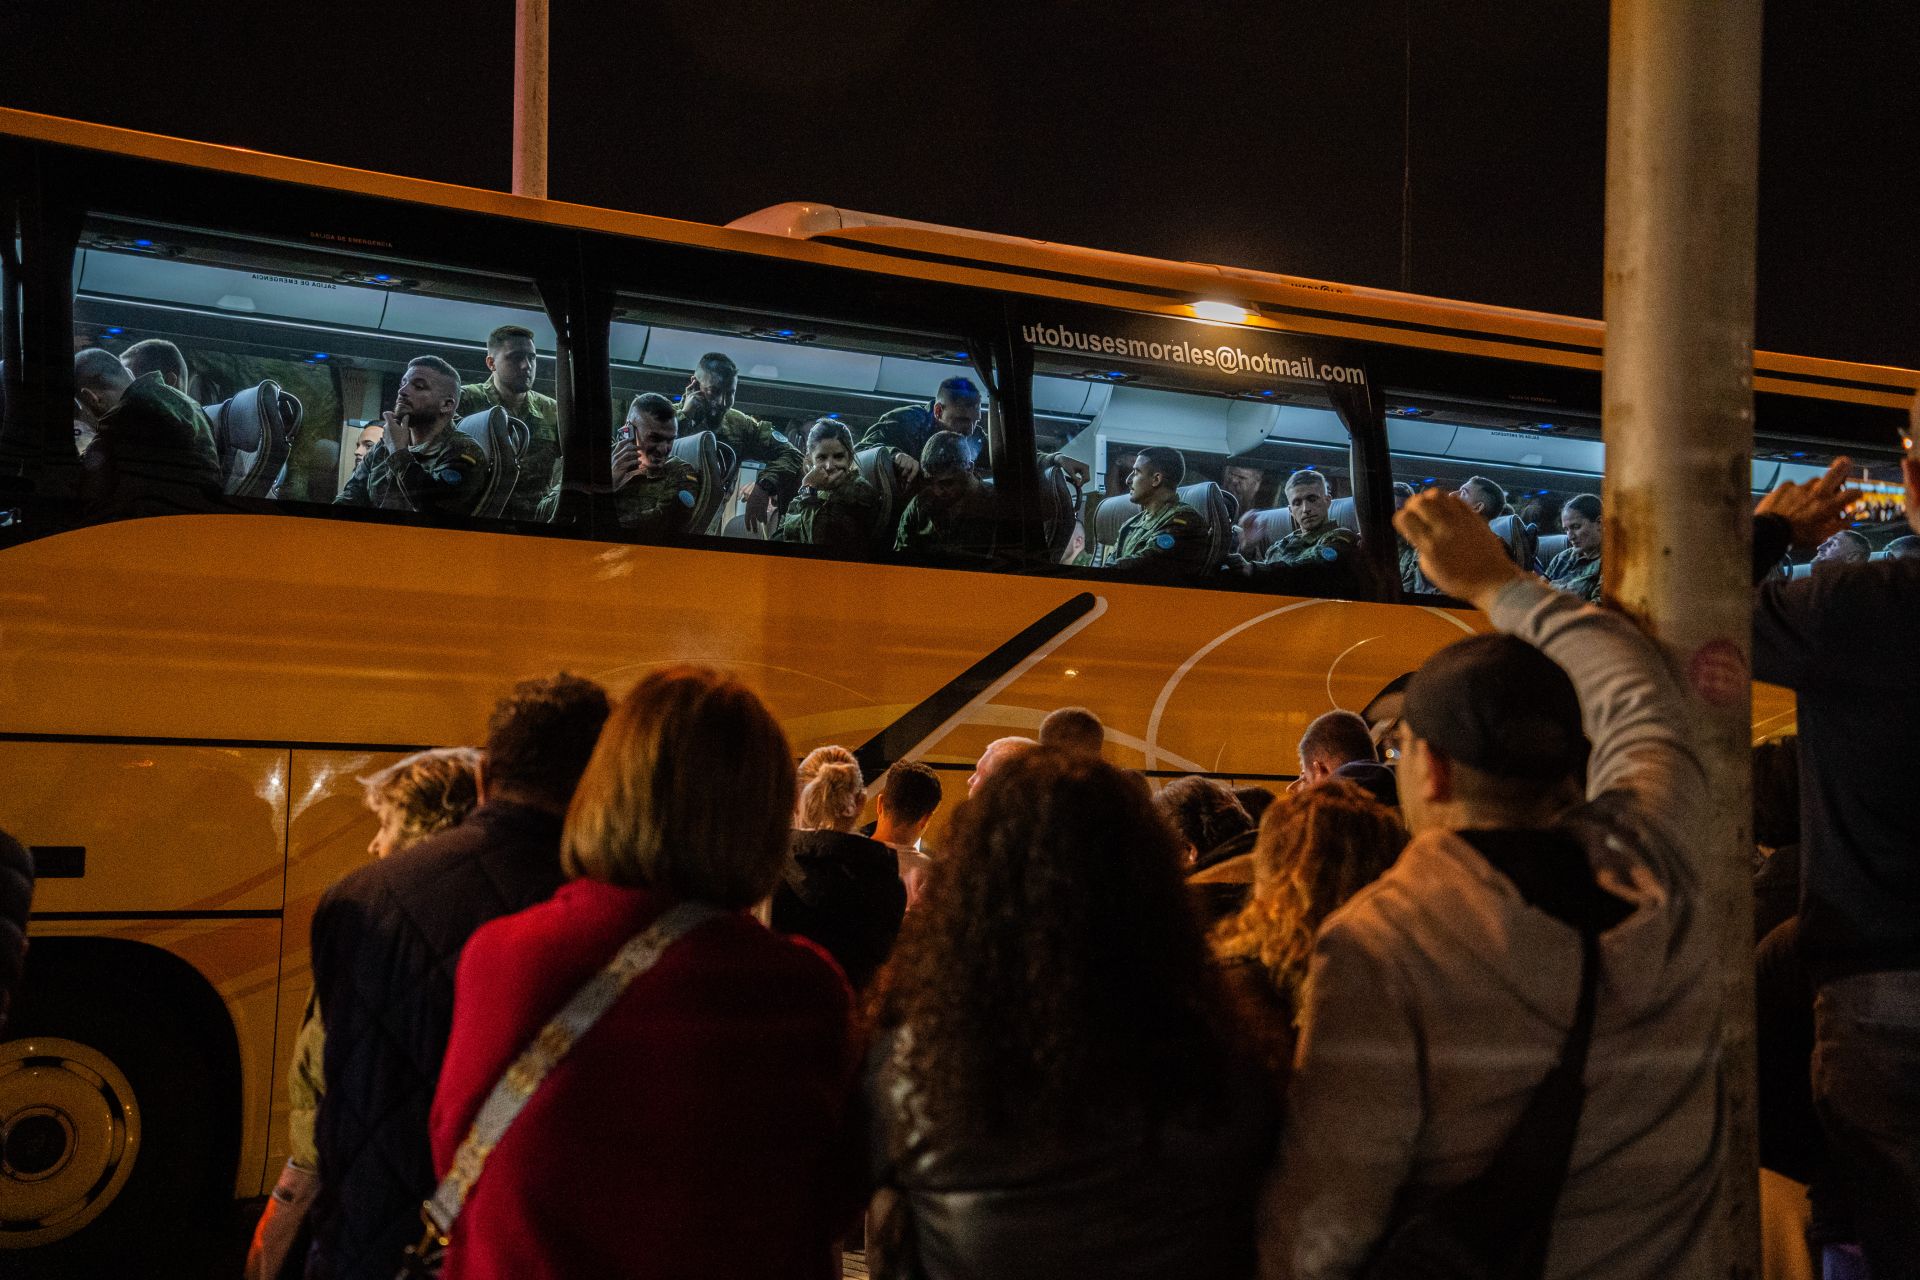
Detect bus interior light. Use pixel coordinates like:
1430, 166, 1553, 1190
1192, 300, 1253, 324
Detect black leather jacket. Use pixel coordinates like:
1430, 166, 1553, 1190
864, 1028, 1278, 1279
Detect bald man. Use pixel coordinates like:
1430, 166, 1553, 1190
969, 737, 1038, 794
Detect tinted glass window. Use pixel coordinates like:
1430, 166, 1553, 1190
1026, 310, 1374, 599
605, 297, 1011, 564
71, 217, 559, 524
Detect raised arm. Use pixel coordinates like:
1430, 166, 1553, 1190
1396, 490, 1705, 855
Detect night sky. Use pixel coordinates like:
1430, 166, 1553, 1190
3, 1, 1914, 367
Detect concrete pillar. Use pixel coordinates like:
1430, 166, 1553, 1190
513, 0, 549, 199
1602, 2, 1763, 1273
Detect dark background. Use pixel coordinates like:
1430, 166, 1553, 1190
3, 1, 1914, 366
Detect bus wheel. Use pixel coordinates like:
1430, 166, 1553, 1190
0, 962, 224, 1257
0, 1037, 141, 1247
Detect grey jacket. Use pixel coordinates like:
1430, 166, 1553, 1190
1261, 578, 1717, 1280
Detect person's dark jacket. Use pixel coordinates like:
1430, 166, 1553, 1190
1753, 842, 1801, 943
79, 371, 222, 520
1186, 828, 1259, 927
306, 801, 567, 1280
864, 1025, 1278, 1280
771, 829, 906, 994
1750, 522, 1920, 984
1331, 759, 1399, 809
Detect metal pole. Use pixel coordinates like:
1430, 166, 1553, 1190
1602, 2, 1762, 1274
512, 0, 549, 199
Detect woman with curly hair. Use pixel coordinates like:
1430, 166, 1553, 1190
771, 745, 906, 993
864, 750, 1277, 1279
1210, 779, 1408, 1088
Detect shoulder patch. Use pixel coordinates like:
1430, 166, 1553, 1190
1154, 532, 1177, 550
677, 489, 696, 507
1319, 544, 1340, 561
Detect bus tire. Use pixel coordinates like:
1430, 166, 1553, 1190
0, 947, 229, 1264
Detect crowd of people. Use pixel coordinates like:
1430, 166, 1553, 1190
15, 345, 1915, 1278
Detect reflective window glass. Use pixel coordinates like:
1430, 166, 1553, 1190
605, 299, 1007, 563
71, 217, 559, 524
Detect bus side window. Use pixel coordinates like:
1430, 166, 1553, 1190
70, 218, 560, 526
605, 302, 995, 564
1385, 396, 1604, 600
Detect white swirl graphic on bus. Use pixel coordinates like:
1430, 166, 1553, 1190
1020, 322, 1366, 385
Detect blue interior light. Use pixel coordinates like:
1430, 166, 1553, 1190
134, 238, 154, 248
954, 351, 969, 359
105, 326, 124, 336
1261, 390, 1276, 397
776, 328, 796, 337
310, 352, 330, 361
374, 273, 392, 283
827, 412, 840, 419
1791, 451, 1808, 458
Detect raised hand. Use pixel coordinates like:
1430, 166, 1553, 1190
1755, 456, 1860, 550
1393, 488, 1526, 611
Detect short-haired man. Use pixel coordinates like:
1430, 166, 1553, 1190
121, 337, 190, 392
72, 346, 222, 519
678, 351, 805, 534
872, 761, 943, 907
1221, 461, 1267, 516
1883, 533, 1920, 560
1265, 489, 1718, 1278
1456, 474, 1507, 520
1106, 445, 1212, 580
894, 431, 998, 558
335, 356, 490, 517
859, 375, 986, 479
1811, 527, 1870, 574
610, 392, 699, 537
308, 673, 611, 1280
1038, 706, 1105, 758
458, 324, 561, 521
1295, 708, 1396, 807
1245, 469, 1363, 595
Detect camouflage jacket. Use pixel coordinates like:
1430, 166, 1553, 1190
681, 405, 804, 501
334, 421, 490, 516
1110, 499, 1213, 579
459, 381, 561, 521
611, 455, 702, 539
894, 486, 997, 558
1545, 547, 1603, 603
1249, 520, 1366, 595
79, 371, 224, 520
771, 476, 885, 553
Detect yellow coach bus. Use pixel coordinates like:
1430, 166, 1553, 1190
0, 107, 1914, 1263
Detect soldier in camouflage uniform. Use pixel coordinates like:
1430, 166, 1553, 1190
610, 392, 702, 539
73, 347, 223, 520
1106, 445, 1214, 581
858, 375, 984, 481
894, 431, 998, 558
1543, 493, 1603, 603
335, 356, 491, 517
1246, 468, 1366, 596
676, 351, 804, 534
458, 324, 561, 522
772, 419, 886, 554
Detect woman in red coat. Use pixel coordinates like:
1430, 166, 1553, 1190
429, 666, 859, 1279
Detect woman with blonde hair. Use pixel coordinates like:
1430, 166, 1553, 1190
772, 745, 907, 993
428, 667, 859, 1279
1211, 779, 1408, 1088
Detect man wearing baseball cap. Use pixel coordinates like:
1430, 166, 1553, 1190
1262, 489, 1716, 1279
